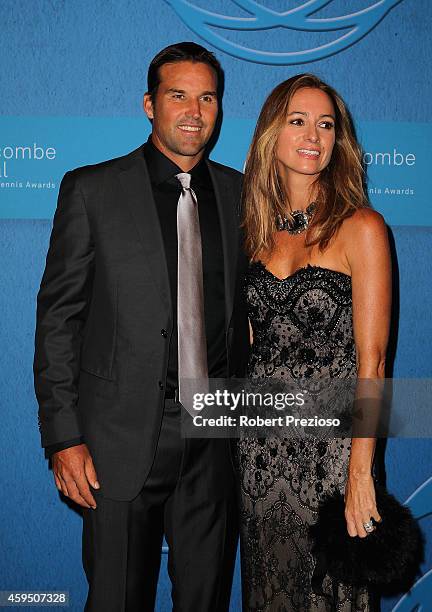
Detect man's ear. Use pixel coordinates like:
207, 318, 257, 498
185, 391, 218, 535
143, 93, 154, 120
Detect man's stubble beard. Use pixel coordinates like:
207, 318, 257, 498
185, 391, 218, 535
165, 127, 210, 158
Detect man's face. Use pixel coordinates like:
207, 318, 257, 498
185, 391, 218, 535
144, 61, 218, 170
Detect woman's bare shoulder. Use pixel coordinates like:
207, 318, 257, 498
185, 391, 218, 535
340, 208, 387, 243
345, 207, 386, 228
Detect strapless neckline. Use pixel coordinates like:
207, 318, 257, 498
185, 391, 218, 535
252, 260, 351, 282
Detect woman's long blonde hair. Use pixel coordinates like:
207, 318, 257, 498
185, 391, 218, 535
243, 74, 369, 260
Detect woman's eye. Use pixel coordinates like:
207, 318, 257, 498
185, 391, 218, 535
320, 121, 334, 129
290, 118, 304, 126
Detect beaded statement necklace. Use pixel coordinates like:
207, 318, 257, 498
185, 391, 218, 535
276, 202, 317, 235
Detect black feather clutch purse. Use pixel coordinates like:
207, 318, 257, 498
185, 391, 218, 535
309, 485, 424, 594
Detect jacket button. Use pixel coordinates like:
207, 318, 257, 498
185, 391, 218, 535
160, 329, 167, 338
158, 381, 164, 390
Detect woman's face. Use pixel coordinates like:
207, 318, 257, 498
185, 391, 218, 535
276, 87, 336, 182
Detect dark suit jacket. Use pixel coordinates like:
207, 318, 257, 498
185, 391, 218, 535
34, 144, 249, 500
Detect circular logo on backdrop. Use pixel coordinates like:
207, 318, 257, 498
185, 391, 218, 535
164, 0, 403, 65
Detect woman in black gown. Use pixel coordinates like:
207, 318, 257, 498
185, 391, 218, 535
237, 74, 392, 611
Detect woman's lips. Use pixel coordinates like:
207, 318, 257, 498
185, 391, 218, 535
297, 148, 321, 159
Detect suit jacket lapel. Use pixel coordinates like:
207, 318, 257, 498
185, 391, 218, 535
118, 147, 171, 312
207, 160, 238, 330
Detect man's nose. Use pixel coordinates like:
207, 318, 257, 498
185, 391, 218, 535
185, 98, 202, 119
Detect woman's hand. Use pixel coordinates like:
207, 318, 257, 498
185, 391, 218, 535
344, 472, 381, 538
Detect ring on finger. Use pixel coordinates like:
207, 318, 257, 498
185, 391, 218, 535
363, 520, 375, 533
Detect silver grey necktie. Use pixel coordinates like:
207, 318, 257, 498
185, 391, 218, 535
176, 172, 208, 405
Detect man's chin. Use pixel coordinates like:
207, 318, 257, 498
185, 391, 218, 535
174, 144, 207, 158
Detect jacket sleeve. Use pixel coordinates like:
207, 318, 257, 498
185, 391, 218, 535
34, 170, 95, 447
44, 437, 84, 459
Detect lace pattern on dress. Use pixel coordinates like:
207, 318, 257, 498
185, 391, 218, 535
237, 262, 374, 612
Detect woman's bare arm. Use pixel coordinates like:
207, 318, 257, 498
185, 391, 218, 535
342, 208, 392, 537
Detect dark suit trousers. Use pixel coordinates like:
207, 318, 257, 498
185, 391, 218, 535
82, 400, 238, 612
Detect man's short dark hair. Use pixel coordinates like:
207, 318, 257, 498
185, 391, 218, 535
147, 42, 223, 101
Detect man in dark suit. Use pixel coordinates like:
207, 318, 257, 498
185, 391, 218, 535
34, 42, 248, 611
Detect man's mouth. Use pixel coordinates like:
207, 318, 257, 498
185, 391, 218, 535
178, 125, 202, 132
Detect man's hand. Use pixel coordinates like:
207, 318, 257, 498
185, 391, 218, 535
52, 444, 100, 509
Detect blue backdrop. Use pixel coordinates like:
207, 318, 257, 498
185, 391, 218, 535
1, 1, 431, 610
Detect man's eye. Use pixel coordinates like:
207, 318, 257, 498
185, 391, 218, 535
201, 95, 215, 103
172, 93, 185, 100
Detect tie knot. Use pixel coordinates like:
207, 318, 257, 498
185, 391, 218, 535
176, 172, 192, 190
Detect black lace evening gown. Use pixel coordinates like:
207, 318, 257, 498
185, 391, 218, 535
237, 261, 374, 611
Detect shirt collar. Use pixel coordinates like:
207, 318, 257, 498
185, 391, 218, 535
143, 136, 210, 187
